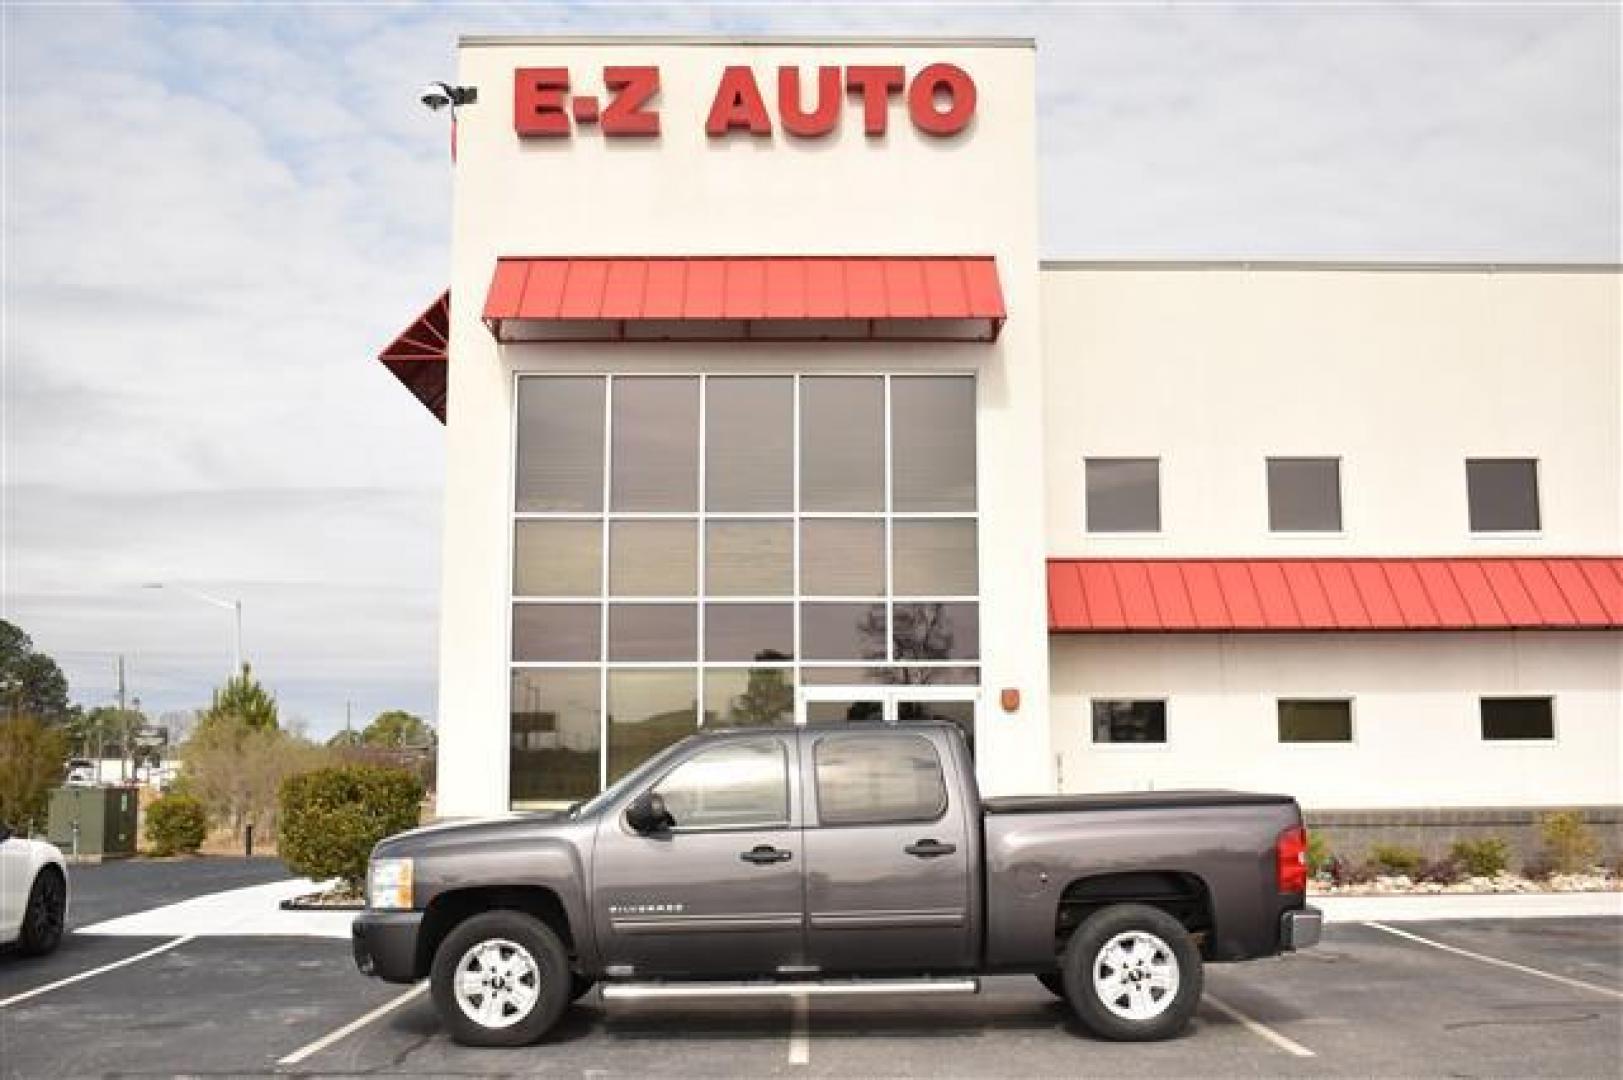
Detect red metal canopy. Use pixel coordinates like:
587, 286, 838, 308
481, 256, 1006, 343
379, 291, 449, 423
1048, 557, 1623, 633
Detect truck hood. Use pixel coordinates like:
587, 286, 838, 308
373, 810, 570, 858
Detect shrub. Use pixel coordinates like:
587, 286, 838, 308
1416, 857, 1465, 886
145, 793, 207, 856
279, 766, 423, 887
1368, 842, 1423, 877
1539, 811, 1599, 874
1449, 837, 1511, 878
1328, 855, 1375, 887
1306, 832, 1332, 877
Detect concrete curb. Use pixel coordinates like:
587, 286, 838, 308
1314, 890, 1623, 922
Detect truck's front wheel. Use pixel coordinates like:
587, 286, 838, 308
1062, 904, 1202, 1042
430, 911, 571, 1047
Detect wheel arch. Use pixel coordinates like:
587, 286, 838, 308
416, 884, 576, 980
1053, 871, 1214, 957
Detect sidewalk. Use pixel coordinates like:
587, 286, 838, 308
77, 877, 354, 939
1313, 890, 1623, 922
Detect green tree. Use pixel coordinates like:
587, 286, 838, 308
200, 664, 279, 733
0, 620, 72, 721
0, 715, 69, 829
362, 710, 433, 748
327, 728, 362, 748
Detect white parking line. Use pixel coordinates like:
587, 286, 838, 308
0, 935, 197, 1009
1203, 992, 1316, 1058
1365, 921, 1623, 1000
787, 992, 809, 1064
277, 981, 429, 1067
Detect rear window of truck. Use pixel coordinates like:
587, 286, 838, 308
813, 732, 947, 825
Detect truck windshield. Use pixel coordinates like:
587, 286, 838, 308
568, 739, 692, 820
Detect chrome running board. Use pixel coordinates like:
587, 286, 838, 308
601, 977, 980, 1000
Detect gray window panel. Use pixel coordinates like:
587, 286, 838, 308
516, 377, 604, 512
893, 520, 978, 596
806, 699, 886, 724
612, 377, 700, 511
896, 699, 975, 755
1480, 697, 1554, 740
705, 520, 793, 596
892, 602, 979, 661
892, 376, 976, 512
610, 521, 697, 597
801, 603, 888, 661
1268, 458, 1342, 532
1092, 700, 1167, 743
707, 377, 793, 512
704, 603, 794, 662
1278, 699, 1353, 742
1086, 458, 1161, 532
1467, 459, 1541, 532
510, 668, 601, 804
703, 667, 795, 727
513, 520, 602, 597
814, 733, 947, 825
799, 666, 980, 686
608, 604, 698, 661
652, 739, 790, 828
801, 377, 884, 511
512, 604, 600, 662
800, 519, 885, 596
607, 670, 698, 782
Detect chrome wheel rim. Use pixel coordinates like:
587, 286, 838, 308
1092, 930, 1179, 1022
453, 938, 541, 1029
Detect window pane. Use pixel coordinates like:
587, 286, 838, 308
516, 377, 604, 512
892, 602, 979, 661
612, 377, 699, 511
800, 667, 979, 686
707, 377, 792, 511
801, 603, 887, 661
814, 733, 946, 825
897, 699, 975, 756
510, 669, 600, 805
607, 670, 698, 782
806, 699, 885, 724
652, 739, 789, 828
801, 377, 883, 511
1278, 700, 1353, 743
1092, 700, 1167, 743
513, 521, 601, 597
893, 520, 977, 596
513, 604, 600, 661
801, 519, 885, 596
1086, 458, 1160, 532
706, 521, 792, 596
704, 667, 795, 727
1467, 459, 1540, 532
1268, 458, 1342, 532
705, 604, 794, 661
1480, 697, 1554, 740
608, 604, 697, 661
610, 521, 697, 596
892, 376, 976, 511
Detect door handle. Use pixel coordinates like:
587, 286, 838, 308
740, 845, 793, 865
905, 839, 957, 858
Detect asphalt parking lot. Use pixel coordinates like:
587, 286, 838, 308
1, 862, 1618, 1078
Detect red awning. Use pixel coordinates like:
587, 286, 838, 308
1048, 558, 1623, 633
379, 291, 449, 423
481, 256, 1006, 343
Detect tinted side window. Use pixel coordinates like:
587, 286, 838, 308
1467, 459, 1540, 532
814, 733, 946, 826
649, 739, 789, 828
1480, 697, 1554, 741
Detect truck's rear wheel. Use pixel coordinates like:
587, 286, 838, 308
430, 910, 571, 1046
1061, 903, 1201, 1042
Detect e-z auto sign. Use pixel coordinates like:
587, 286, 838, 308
514, 64, 977, 138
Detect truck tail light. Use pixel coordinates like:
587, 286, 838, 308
1277, 826, 1309, 894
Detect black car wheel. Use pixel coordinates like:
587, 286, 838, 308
1061, 903, 1202, 1042
17, 866, 66, 957
431, 910, 571, 1047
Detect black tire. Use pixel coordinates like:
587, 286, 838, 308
16, 866, 66, 957
570, 973, 596, 1002
430, 910, 571, 1047
1061, 903, 1202, 1042
1036, 972, 1068, 999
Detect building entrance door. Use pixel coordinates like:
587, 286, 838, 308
795, 687, 977, 755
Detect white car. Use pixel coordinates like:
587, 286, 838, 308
0, 823, 68, 956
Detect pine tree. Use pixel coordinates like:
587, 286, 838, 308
202, 664, 279, 733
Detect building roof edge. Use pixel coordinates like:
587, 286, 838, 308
1039, 259, 1622, 274
459, 34, 1036, 49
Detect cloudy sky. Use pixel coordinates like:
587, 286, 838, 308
3, 2, 1617, 739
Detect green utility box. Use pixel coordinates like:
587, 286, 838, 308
47, 785, 140, 859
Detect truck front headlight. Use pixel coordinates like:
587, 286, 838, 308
367, 857, 414, 910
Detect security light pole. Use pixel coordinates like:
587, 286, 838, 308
144, 583, 244, 674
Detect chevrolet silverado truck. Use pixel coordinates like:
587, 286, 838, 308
353, 723, 1320, 1046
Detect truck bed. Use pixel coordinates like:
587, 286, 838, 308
982, 790, 1296, 815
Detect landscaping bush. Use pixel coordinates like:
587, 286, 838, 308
1539, 811, 1599, 874
145, 793, 207, 856
1416, 857, 1465, 886
1327, 855, 1375, 887
279, 765, 423, 887
1306, 832, 1332, 877
1449, 837, 1511, 878
1367, 842, 1423, 877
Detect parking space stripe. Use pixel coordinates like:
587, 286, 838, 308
1365, 921, 1623, 1000
0, 935, 195, 1009
276, 982, 429, 1067
788, 992, 809, 1064
1203, 992, 1316, 1058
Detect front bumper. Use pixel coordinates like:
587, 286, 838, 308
352, 910, 424, 983
1280, 905, 1323, 951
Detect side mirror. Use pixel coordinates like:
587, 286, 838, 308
625, 792, 673, 835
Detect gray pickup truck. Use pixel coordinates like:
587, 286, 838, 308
354, 723, 1320, 1046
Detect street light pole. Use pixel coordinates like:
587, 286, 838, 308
144, 583, 244, 674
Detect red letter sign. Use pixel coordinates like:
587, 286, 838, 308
707, 66, 773, 136
845, 66, 905, 135
602, 66, 661, 135
908, 63, 976, 136
514, 67, 570, 136
778, 66, 841, 137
